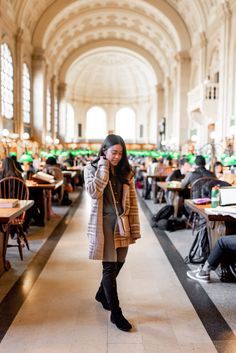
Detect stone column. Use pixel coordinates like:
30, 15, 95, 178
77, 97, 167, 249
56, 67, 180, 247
50, 75, 57, 141
58, 82, 67, 142
32, 48, 46, 144
14, 28, 23, 135
174, 51, 191, 147
105, 104, 116, 135
135, 101, 149, 143
218, 3, 231, 140
198, 32, 208, 82
163, 76, 171, 143
156, 83, 164, 147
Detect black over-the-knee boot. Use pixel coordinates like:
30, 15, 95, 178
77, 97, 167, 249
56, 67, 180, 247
95, 261, 124, 310
101, 261, 132, 331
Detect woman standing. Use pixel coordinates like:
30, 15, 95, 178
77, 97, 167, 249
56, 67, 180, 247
84, 134, 141, 332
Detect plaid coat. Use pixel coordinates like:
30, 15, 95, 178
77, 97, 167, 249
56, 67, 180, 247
84, 158, 141, 260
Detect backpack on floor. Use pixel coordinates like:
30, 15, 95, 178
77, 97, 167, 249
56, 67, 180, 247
219, 250, 236, 282
157, 218, 186, 232
184, 220, 210, 264
152, 205, 174, 226
220, 261, 236, 282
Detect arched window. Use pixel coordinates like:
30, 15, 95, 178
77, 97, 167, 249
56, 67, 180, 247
0, 43, 14, 119
86, 106, 106, 139
46, 88, 51, 133
65, 103, 75, 142
22, 63, 30, 124
116, 107, 135, 140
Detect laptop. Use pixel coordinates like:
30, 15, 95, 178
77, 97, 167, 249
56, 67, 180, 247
219, 187, 236, 206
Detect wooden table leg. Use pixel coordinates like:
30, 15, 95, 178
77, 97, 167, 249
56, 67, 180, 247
46, 190, 60, 219
0, 226, 11, 275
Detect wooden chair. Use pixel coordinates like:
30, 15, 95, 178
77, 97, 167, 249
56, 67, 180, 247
186, 176, 217, 233
190, 176, 217, 199
0, 176, 30, 260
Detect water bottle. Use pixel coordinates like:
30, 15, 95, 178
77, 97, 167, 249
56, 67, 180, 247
211, 185, 220, 208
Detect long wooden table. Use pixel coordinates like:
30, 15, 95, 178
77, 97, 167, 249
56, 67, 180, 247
26, 180, 63, 191
26, 180, 63, 224
64, 166, 84, 187
62, 171, 77, 191
0, 200, 34, 276
184, 199, 236, 249
157, 181, 190, 216
62, 171, 77, 178
65, 166, 84, 171
143, 174, 168, 201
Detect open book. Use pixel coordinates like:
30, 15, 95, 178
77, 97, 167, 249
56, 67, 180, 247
0, 198, 19, 208
32, 172, 55, 184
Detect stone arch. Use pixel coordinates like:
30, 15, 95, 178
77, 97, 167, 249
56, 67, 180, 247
32, 0, 191, 51
58, 40, 163, 85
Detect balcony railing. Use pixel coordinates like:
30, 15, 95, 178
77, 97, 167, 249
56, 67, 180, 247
188, 83, 219, 116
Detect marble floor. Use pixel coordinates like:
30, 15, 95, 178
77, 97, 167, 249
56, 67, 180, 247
0, 189, 235, 353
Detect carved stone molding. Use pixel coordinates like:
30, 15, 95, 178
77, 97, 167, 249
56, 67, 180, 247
174, 50, 190, 63
32, 47, 45, 62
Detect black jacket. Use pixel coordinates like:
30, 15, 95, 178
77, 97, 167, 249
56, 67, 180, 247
181, 166, 215, 189
166, 169, 185, 182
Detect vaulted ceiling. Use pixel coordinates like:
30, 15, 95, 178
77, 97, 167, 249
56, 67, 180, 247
6, 0, 231, 102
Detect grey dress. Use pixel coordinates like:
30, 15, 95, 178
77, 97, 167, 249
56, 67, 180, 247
102, 174, 128, 262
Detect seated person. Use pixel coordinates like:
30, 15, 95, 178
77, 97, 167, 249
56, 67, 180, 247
151, 158, 172, 202
143, 158, 156, 199
165, 157, 192, 206
180, 155, 216, 218
0, 157, 23, 180
64, 153, 75, 167
147, 157, 158, 175
187, 235, 236, 282
44, 156, 72, 206
44, 156, 64, 182
181, 155, 215, 190
166, 157, 191, 182
135, 163, 145, 189
155, 158, 172, 176
32, 153, 41, 172
214, 161, 224, 179
23, 161, 36, 180
10, 155, 23, 173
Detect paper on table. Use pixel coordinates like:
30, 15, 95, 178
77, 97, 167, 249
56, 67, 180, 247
32, 172, 55, 184
0, 198, 18, 208
205, 206, 236, 219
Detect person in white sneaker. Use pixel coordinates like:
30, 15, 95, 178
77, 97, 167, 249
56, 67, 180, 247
187, 235, 236, 282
